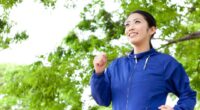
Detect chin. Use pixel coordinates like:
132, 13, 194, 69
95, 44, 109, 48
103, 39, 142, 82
128, 38, 138, 43
129, 39, 143, 46
128, 40, 137, 45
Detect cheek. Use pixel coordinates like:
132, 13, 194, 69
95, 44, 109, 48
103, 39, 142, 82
139, 26, 148, 34
125, 28, 128, 35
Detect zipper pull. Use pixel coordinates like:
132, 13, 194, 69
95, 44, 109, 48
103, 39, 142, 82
134, 55, 137, 64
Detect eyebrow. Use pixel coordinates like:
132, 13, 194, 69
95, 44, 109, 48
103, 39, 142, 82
125, 18, 143, 23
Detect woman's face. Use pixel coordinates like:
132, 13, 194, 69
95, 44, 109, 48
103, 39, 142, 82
124, 13, 155, 46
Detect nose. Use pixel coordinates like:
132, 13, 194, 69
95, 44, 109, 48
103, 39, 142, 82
128, 23, 136, 31
126, 24, 135, 34
129, 26, 135, 32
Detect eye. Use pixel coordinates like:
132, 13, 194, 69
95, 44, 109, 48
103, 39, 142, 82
135, 20, 141, 24
124, 23, 130, 27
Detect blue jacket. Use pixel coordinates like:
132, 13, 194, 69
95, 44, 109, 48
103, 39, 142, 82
90, 48, 196, 110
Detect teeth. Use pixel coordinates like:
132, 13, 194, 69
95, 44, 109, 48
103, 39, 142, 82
129, 32, 137, 37
131, 33, 136, 36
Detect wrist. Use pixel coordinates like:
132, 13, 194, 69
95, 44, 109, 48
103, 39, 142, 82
94, 69, 105, 75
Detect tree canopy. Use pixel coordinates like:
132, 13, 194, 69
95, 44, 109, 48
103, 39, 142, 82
0, 0, 200, 110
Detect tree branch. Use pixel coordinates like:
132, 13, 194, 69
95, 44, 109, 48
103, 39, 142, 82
158, 31, 200, 49
152, 38, 171, 42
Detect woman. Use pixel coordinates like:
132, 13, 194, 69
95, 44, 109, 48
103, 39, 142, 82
90, 10, 196, 110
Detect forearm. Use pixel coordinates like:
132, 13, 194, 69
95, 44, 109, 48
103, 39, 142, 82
173, 90, 196, 110
90, 72, 111, 106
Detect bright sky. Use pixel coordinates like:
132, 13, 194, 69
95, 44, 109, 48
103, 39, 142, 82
0, 0, 89, 64
0, 0, 121, 65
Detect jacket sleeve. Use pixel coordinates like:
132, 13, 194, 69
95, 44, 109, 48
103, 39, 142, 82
90, 64, 113, 106
165, 63, 196, 110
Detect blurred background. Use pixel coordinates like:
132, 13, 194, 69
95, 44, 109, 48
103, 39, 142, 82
0, 0, 199, 109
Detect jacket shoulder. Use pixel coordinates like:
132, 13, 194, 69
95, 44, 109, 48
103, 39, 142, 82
108, 55, 129, 68
155, 52, 180, 65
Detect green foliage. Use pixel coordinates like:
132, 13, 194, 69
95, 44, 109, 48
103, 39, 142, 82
0, 61, 82, 110
0, 29, 29, 49
0, 0, 200, 110
0, 18, 7, 33
0, 0, 57, 9
0, 0, 22, 9
40, 0, 57, 7
13, 31, 29, 43
0, 7, 29, 50
0, 37, 10, 49
77, 20, 97, 32
175, 39, 200, 100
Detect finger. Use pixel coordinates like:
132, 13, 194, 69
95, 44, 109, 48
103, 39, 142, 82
158, 105, 167, 109
158, 105, 173, 110
164, 105, 173, 110
99, 52, 107, 59
93, 56, 99, 65
97, 62, 104, 67
101, 56, 107, 64
95, 54, 106, 63
102, 52, 107, 58
94, 58, 104, 67
94, 55, 103, 62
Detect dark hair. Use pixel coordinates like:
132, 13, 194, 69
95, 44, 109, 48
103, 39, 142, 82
130, 10, 156, 48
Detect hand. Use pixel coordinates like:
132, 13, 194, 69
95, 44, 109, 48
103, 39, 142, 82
158, 105, 174, 110
93, 52, 107, 75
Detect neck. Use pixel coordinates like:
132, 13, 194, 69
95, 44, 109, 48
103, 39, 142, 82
133, 44, 151, 54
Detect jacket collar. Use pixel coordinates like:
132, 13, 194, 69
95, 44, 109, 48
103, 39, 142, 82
128, 48, 157, 59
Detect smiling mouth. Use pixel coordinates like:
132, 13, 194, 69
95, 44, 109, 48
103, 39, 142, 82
128, 32, 138, 37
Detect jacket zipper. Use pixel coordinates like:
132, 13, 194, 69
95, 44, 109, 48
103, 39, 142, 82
126, 55, 137, 110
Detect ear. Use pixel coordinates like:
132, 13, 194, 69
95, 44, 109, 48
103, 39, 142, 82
149, 26, 156, 36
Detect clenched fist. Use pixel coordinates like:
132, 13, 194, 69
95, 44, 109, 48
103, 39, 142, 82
93, 52, 107, 75
158, 105, 174, 110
